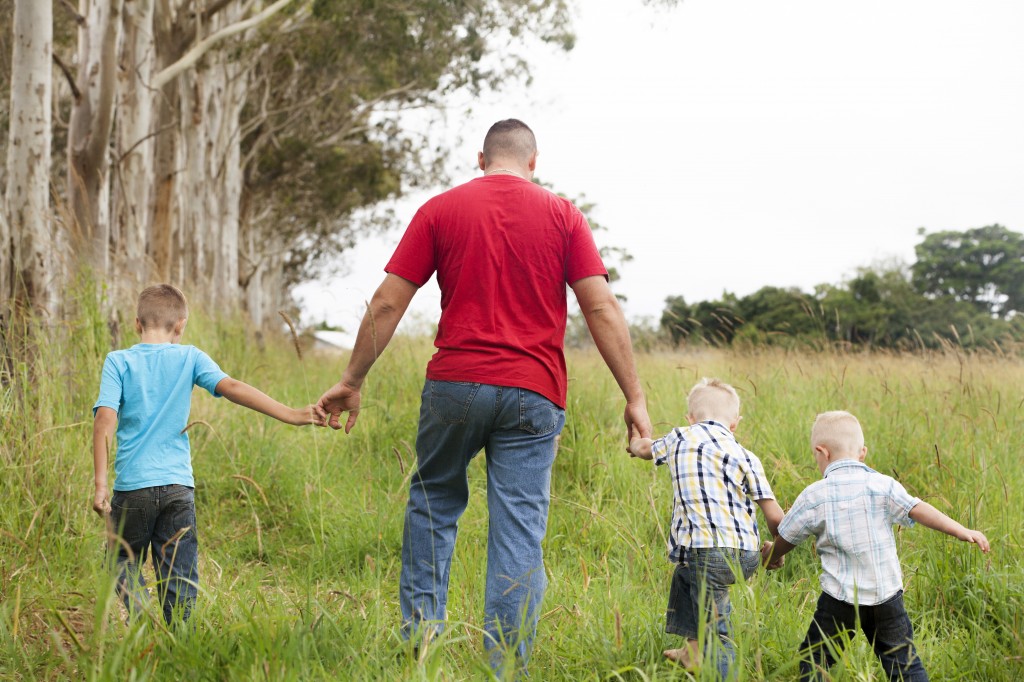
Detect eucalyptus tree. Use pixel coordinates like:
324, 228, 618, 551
2, 0, 581, 326
4, 0, 55, 318
237, 0, 575, 325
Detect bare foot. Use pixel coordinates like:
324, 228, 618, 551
663, 647, 698, 669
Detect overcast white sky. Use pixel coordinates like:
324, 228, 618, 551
296, 0, 1024, 340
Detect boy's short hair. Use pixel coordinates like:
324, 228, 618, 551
137, 284, 188, 332
687, 377, 740, 424
811, 411, 865, 456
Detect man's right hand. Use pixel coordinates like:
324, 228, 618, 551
317, 381, 361, 433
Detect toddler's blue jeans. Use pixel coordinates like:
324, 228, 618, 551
666, 547, 760, 679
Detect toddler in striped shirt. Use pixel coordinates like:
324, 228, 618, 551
629, 378, 784, 677
763, 410, 990, 682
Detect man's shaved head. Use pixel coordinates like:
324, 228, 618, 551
482, 119, 537, 166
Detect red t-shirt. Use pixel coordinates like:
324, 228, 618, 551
385, 175, 608, 408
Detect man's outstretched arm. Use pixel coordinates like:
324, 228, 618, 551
570, 275, 652, 440
317, 273, 419, 432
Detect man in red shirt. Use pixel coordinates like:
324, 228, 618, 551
317, 119, 651, 673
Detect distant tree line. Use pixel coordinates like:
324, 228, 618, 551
660, 225, 1024, 351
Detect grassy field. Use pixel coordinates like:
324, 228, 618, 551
1, 307, 1021, 681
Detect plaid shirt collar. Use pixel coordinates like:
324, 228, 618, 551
823, 459, 870, 478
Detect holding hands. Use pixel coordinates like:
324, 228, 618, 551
628, 437, 654, 460
316, 380, 362, 433
291, 404, 327, 427
761, 541, 785, 570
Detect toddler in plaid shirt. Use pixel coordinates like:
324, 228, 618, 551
763, 410, 990, 682
629, 378, 784, 677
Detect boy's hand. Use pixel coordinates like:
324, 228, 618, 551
627, 437, 654, 460
93, 486, 111, 517
761, 540, 784, 570
959, 529, 991, 553
291, 404, 327, 427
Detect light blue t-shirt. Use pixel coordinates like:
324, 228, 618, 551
93, 343, 229, 491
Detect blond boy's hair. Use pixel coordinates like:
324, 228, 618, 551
811, 410, 865, 456
687, 377, 740, 424
137, 284, 188, 332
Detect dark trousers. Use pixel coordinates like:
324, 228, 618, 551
799, 590, 929, 682
109, 484, 198, 624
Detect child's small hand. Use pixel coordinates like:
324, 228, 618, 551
761, 540, 784, 570
293, 405, 327, 427
960, 529, 991, 553
93, 487, 111, 517
628, 437, 653, 460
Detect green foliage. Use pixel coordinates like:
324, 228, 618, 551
662, 227, 1024, 352
912, 224, 1024, 318
660, 293, 743, 346
242, 0, 575, 285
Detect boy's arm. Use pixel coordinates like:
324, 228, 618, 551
627, 437, 654, 460
92, 407, 117, 516
216, 378, 323, 426
762, 535, 797, 569
756, 498, 785, 537
909, 501, 991, 552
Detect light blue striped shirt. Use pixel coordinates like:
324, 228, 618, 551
653, 421, 775, 562
778, 459, 920, 605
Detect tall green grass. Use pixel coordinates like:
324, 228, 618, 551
1, 301, 1020, 680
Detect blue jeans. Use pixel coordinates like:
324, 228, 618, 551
666, 547, 761, 679
108, 484, 199, 625
799, 590, 929, 682
400, 380, 565, 671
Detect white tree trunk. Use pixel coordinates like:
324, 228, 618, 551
5, 0, 56, 317
68, 0, 124, 277
172, 2, 247, 312
111, 0, 156, 297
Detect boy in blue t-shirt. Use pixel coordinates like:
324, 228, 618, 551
92, 284, 323, 624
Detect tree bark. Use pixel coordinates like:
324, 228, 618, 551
5, 0, 56, 317
68, 0, 123, 277
111, 0, 156, 297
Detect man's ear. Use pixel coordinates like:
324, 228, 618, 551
478, 151, 486, 171
527, 151, 537, 172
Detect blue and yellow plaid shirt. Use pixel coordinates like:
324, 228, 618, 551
653, 421, 775, 562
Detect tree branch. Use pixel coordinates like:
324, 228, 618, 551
115, 123, 177, 165
58, 0, 86, 26
52, 52, 81, 102
153, 0, 294, 90
199, 0, 236, 22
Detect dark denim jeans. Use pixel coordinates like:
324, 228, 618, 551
109, 484, 199, 625
799, 590, 929, 682
666, 547, 761, 680
400, 380, 565, 674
